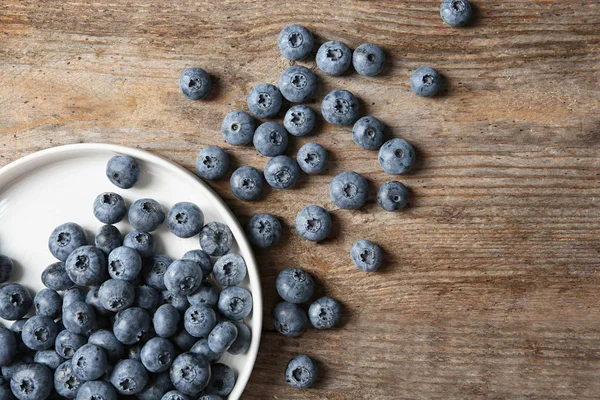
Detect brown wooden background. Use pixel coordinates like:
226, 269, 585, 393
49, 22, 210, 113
1, 1, 599, 399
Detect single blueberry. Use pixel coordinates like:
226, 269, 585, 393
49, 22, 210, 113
230, 166, 264, 201
161, 290, 190, 312
183, 305, 217, 338
247, 83, 282, 119
316, 41, 352, 76
278, 24, 314, 60
33, 350, 64, 371
93, 192, 127, 225
195, 146, 229, 180
272, 301, 308, 337
352, 43, 385, 77
285, 354, 318, 388
352, 116, 385, 150
108, 246, 142, 281
187, 281, 219, 308
113, 307, 151, 345
351, 240, 383, 272
106, 155, 140, 189
264, 155, 300, 190
48, 222, 87, 262
0, 255, 13, 284
0, 327, 16, 367
227, 321, 251, 356
190, 338, 222, 363
76, 380, 117, 400
98, 279, 135, 312
34, 288, 62, 319
199, 222, 233, 257
180, 68, 211, 100
246, 213, 282, 248
0, 283, 32, 320
62, 301, 96, 335
218, 286, 253, 321
72, 344, 108, 381
308, 296, 342, 329
95, 225, 123, 256
440, 0, 473, 26
171, 329, 196, 352
134, 285, 160, 311
163, 259, 202, 296
182, 250, 213, 279
62, 287, 86, 311
321, 89, 359, 126
278, 65, 317, 103
213, 253, 247, 287
88, 330, 125, 363
22, 315, 58, 351
330, 171, 369, 210
143, 254, 173, 290
128, 198, 165, 232
297, 142, 328, 174
284, 105, 316, 137
378, 138, 416, 175
152, 304, 180, 338
140, 337, 175, 373
167, 202, 204, 238
220, 110, 255, 146
41, 262, 74, 291
410, 66, 441, 97
198, 395, 223, 400
110, 359, 149, 395
295, 205, 331, 242
55, 330, 86, 359
253, 122, 289, 157
162, 390, 192, 400
123, 230, 155, 258
276, 268, 314, 304
137, 372, 172, 400
169, 352, 210, 396
204, 362, 236, 397
377, 181, 409, 211
54, 360, 83, 398
65, 245, 107, 286
10, 363, 53, 400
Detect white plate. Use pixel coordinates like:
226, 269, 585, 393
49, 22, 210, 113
0, 143, 262, 399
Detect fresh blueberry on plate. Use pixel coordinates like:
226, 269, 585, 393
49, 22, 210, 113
106, 155, 140, 189
48, 222, 87, 262
218, 286, 253, 321
213, 253, 247, 287
93, 192, 127, 224
167, 202, 204, 238
199, 222, 233, 257
128, 198, 166, 232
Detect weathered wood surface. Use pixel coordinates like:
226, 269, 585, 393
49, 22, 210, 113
1, 0, 600, 398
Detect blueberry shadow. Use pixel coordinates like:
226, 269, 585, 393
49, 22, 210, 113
334, 297, 352, 329
466, 2, 482, 27
309, 355, 330, 389
434, 72, 451, 98
409, 142, 426, 174
318, 210, 341, 245
10, 259, 25, 284
355, 95, 372, 118
369, 47, 394, 78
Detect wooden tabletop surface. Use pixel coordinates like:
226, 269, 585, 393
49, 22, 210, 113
1, 1, 599, 399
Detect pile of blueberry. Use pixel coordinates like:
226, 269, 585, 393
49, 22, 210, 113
0, 154, 253, 399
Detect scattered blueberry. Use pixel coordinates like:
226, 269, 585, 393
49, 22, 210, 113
10, 362, 53, 400
123, 230, 155, 258
213, 253, 247, 287
41, 262, 73, 291
95, 225, 123, 256
204, 362, 236, 397
167, 202, 204, 238
196, 146, 229, 180
246, 213, 282, 248
33, 350, 64, 371
321, 89, 359, 126
140, 337, 175, 373
284, 105, 315, 137
108, 246, 142, 282
88, 330, 125, 363
285, 354, 318, 388
276, 268, 314, 304
65, 246, 107, 286
351, 240, 383, 272
33, 288, 62, 319
184, 305, 217, 338
330, 171, 369, 210
410, 66, 441, 97
98, 279, 135, 312
353, 43, 385, 77
106, 155, 140, 189
187, 281, 219, 309
128, 198, 166, 232
110, 359, 149, 395
208, 322, 238, 354
134, 285, 160, 311
278, 24, 314, 60
170, 352, 210, 396
190, 338, 222, 363
278, 66, 317, 103
85, 286, 111, 317
112, 307, 151, 345
0, 255, 13, 284
218, 286, 253, 321
76, 380, 117, 400
0, 327, 16, 367
62, 301, 96, 335
247, 83, 282, 119
54, 360, 83, 398
440, 0, 473, 27
72, 344, 108, 381
143, 254, 173, 290
164, 259, 202, 296
137, 372, 172, 400
220, 110, 255, 146
180, 68, 211, 100
230, 166, 264, 201
162, 390, 192, 400
253, 122, 289, 157
62, 287, 86, 311
55, 330, 86, 359
377, 181, 409, 211
171, 329, 196, 352
48, 222, 87, 262
352, 116, 385, 150
295, 205, 331, 242
198, 395, 223, 400
378, 138, 416, 175
153, 304, 180, 338
316, 41, 352, 76
297, 142, 327, 174
93, 192, 127, 225
308, 296, 342, 329
228, 321, 251, 355
199, 222, 233, 257
181, 250, 212, 279
264, 155, 300, 189
0, 283, 32, 320
272, 301, 308, 337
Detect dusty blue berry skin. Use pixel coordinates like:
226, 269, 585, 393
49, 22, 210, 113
330, 171, 369, 210
208, 322, 237, 355
297, 142, 327, 174
10, 363, 53, 400
264, 155, 300, 190
230, 166, 264, 201
316, 41, 352, 76
63, 301, 96, 335
247, 83, 282, 119
378, 138, 416, 175
0, 327, 16, 367
162, 390, 192, 400
227, 321, 251, 355
272, 302, 308, 337
55, 330, 86, 359
72, 344, 108, 381
124, 230, 155, 258
62, 288, 86, 311
184, 305, 217, 338
99, 279, 135, 312
321, 89, 359, 126
218, 286, 253, 321
284, 105, 315, 137
213, 254, 247, 287
137, 372, 172, 400
253, 122, 289, 157
108, 246, 142, 281
295, 205, 331, 242
440, 0, 472, 26
278, 24, 314, 60
33, 350, 64, 371
182, 250, 213, 279
77, 380, 117, 400
170, 352, 210, 396
95, 225, 122, 256
153, 304, 180, 338
204, 363, 235, 397
0, 255, 13, 283
353, 43, 385, 77
65, 246, 107, 286
196, 146, 229, 180
110, 359, 149, 395
48, 222, 87, 261
34, 289, 62, 319
410, 66, 441, 97
85, 287, 110, 317
285, 354, 318, 388
143, 254, 173, 290
140, 337, 175, 373
187, 281, 219, 308
377, 181, 409, 211
190, 338, 222, 363
276, 268, 314, 304
135, 285, 160, 311
246, 213, 282, 248
0, 283, 32, 320
352, 116, 385, 150
171, 329, 196, 352
106, 155, 140, 189
129, 198, 166, 232
167, 202, 204, 238
308, 296, 342, 329
41, 262, 72, 291
220, 111, 255, 146
199, 222, 233, 257
180, 68, 211, 100
278, 66, 317, 103
198, 396, 223, 400
113, 307, 151, 345
22, 315, 58, 351
93, 192, 127, 225
54, 360, 83, 398
2, 358, 29, 381
164, 259, 202, 296
351, 240, 383, 272
88, 330, 125, 363
162, 291, 189, 312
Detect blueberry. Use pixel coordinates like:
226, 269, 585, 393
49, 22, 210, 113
276, 268, 314, 304
128, 198, 165, 232
199, 222, 233, 257
164, 259, 202, 296
107, 246, 141, 282
351, 240, 383, 272
285, 354, 318, 388
95, 225, 122, 256
113, 307, 151, 345
40, 262, 72, 291
170, 352, 210, 396
167, 202, 204, 238
316, 41, 352, 76
198, 396, 223, 400
190, 338, 222, 363
278, 24, 314, 60
123, 230, 155, 258
353, 43, 385, 77
9, 319, 27, 335
63, 301, 96, 335
76, 380, 117, 400
10, 363, 53, 400
162, 390, 192, 400
321, 89, 359, 126
135, 285, 160, 311
230, 166, 264, 201
220, 111, 255, 146
264, 155, 300, 189
204, 362, 236, 397
278, 66, 317, 103
0, 327, 16, 367
227, 321, 251, 355
62, 288, 86, 311
179, 68, 211, 100
182, 250, 213, 280
48, 222, 87, 262
106, 155, 140, 189
161, 291, 190, 312
54, 360, 83, 398
33, 289, 62, 319
72, 344, 108, 381
377, 181, 409, 211
213, 253, 247, 287
152, 304, 180, 338
22, 315, 58, 351
284, 105, 315, 137
143, 254, 173, 290
137, 372, 172, 400
440, 0, 472, 26
33, 350, 64, 371
195, 146, 229, 180
272, 302, 308, 337
0, 255, 13, 283
93, 192, 127, 225
88, 330, 125, 363
352, 116, 385, 150
65, 246, 107, 286
2, 358, 29, 381
247, 83, 282, 119
86, 286, 112, 318
295, 205, 331, 242
253, 122, 288, 157
171, 329, 196, 352
0, 283, 32, 320
140, 337, 175, 373
98, 279, 135, 312
296, 142, 327, 174
187, 281, 219, 308
183, 305, 217, 338
217, 286, 252, 321
110, 359, 148, 395
378, 138, 416, 175
330, 171, 369, 210
308, 296, 342, 329
55, 330, 86, 359
246, 213, 282, 248
410, 66, 441, 97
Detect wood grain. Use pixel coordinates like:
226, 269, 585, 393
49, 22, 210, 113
1, 0, 599, 398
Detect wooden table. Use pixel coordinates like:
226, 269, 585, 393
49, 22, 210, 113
1, 1, 599, 398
